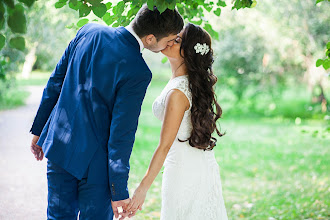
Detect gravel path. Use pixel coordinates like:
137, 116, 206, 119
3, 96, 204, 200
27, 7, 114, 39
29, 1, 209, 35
0, 86, 47, 220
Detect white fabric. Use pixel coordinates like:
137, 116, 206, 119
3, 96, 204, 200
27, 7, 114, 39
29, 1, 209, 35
152, 75, 228, 220
125, 25, 144, 53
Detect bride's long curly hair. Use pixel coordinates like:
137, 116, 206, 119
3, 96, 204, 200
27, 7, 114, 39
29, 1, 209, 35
179, 23, 224, 150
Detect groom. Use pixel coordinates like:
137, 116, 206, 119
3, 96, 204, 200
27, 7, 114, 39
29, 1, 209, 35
29, 4, 183, 220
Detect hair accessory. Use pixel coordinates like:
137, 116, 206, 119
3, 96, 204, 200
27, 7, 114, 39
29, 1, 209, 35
194, 43, 210, 55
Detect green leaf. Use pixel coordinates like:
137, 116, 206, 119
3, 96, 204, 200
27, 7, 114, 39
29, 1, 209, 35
204, 5, 213, 12
161, 57, 168, 64
217, 0, 226, 7
316, 59, 324, 67
113, 1, 125, 16
18, 0, 36, 7
327, 42, 330, 49
105, 2, 112, 10
214, 8, 221, 16
9, 36, 25, 51
69, 0, 82, 11
117, 1, 125, 15
251, 0, 257, 8
92, 3, 107, 18
155, 0, 167, 13
147, 0, 154, 10
102, 13, 114, 26
65, 23, 75, 29
112, 21, 119, 27
55, 1, 66, 9
167, 1, 176, 10
232, 0, 253, 10
322, 59, 330, 70
77, 18, 89, 27
0, 34, 5, 50
127, 6, 139, 18
316, 0, 325, 4
79, 3, 91, 17
8, 4, 27, 34
191, 19, 203, 25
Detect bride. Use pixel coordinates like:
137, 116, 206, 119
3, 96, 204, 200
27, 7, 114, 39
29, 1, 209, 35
127, 23, 228, 220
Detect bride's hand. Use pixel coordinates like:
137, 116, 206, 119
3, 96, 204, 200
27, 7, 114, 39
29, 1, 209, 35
126, 185, 148, 217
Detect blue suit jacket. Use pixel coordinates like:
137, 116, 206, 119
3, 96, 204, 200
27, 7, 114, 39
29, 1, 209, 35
30, 23, 152, 201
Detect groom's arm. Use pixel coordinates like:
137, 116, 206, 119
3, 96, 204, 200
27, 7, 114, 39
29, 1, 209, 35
108, 71, 151, 201
30, 39, 75, 136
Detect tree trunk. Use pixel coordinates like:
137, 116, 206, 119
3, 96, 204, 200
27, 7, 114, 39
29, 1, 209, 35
21, 42, 38, 79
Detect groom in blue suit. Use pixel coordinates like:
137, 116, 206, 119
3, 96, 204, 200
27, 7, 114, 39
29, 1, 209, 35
30, 5, 183, 220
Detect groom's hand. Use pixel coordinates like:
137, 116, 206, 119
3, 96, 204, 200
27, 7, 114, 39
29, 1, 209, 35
111, 198, 131, 220
30, 135, 44, 161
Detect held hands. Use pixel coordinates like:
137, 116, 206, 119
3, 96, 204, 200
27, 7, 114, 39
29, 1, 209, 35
30, 135, 44, 161
126, 184, 148, 217
111, 198, 131, 220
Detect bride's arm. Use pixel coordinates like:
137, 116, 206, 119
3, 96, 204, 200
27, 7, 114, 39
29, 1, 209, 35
126, 89, 190, 216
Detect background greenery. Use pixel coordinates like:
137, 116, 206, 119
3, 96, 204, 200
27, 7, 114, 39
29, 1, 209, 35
1, 0, 329, 219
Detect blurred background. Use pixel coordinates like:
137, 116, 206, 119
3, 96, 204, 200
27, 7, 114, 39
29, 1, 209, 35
0, 0, 329, 219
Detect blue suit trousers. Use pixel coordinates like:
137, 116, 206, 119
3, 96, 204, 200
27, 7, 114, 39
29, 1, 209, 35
46, 160, 113, 220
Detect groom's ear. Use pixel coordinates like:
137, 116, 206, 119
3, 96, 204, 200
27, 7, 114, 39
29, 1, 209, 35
145, 34, 157, 46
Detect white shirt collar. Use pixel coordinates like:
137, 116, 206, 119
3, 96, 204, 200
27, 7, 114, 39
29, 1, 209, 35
125, 24, 144, 53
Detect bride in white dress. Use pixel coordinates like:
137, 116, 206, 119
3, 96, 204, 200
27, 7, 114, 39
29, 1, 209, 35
127, 23, 228, 220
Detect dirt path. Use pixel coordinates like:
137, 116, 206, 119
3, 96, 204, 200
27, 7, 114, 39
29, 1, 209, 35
0, 86, 47, 220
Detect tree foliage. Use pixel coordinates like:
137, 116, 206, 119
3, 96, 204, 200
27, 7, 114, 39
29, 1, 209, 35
0, 0, 255, 53
213, 0, 329, 114
0, 0, 36, 51
0, 0, 328, 68
316, 0, 330, 69
64, 0, 256, 39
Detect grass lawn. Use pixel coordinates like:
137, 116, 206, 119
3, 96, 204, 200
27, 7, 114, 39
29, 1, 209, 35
129, 79, 329, 220
15, 70, 50, 86
0, 88, 29, 110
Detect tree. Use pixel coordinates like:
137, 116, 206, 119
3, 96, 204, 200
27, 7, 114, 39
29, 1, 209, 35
213, 0, 329, 115
0, 0, 256, 52
1, 0, 329, 71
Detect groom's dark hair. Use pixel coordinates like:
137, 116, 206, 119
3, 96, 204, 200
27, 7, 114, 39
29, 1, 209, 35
132, 4, 183, 41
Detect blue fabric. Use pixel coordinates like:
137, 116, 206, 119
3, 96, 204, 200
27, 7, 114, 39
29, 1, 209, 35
30, 23, 152, 201
47, 160, 113, 220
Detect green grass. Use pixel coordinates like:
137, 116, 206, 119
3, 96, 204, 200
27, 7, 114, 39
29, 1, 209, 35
0, 86, 29, 110
0, 71, 50, 110
128, 79, 329, 220
16, 70, 50, 86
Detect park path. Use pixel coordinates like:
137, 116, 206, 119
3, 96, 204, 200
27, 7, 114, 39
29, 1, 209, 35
0, 86, 47, 220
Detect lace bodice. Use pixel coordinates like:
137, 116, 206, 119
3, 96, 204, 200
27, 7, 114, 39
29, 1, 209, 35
152, 75, 193, 140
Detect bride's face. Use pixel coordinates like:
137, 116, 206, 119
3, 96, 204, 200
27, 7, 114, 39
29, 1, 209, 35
161, 31, 184, 60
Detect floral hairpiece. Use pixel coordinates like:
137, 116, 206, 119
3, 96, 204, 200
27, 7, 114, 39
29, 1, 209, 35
194, 43, 210, 55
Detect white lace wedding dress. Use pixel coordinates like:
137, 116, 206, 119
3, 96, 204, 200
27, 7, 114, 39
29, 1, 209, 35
152, 75, 228, 220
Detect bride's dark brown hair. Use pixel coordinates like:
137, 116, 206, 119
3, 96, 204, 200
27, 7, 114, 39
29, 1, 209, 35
179, 23, 224, 150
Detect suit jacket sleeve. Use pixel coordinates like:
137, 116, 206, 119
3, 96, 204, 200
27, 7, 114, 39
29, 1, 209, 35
29, 40, 73, 136
108, 71, 151, 201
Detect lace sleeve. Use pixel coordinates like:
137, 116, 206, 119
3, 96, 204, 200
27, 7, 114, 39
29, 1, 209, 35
162, 77, 192, 111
